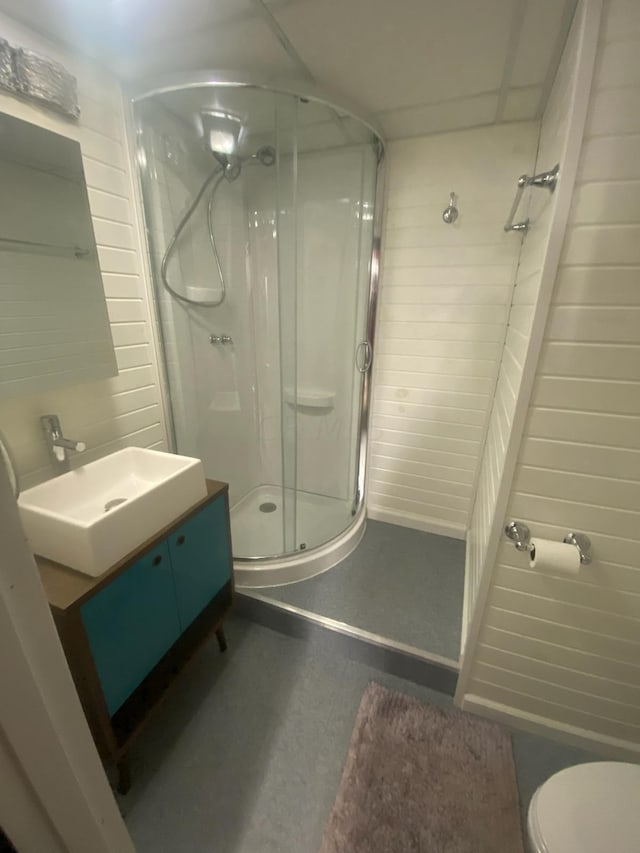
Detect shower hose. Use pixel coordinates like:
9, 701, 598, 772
160, 166, 228, 308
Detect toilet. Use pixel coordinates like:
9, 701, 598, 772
527, 761, 640, 852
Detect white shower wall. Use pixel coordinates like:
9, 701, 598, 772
292, 145, 373, 502
246, 145, 374, 502
143, 109, 260, 504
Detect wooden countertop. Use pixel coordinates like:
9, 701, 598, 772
37, 479, 228, 613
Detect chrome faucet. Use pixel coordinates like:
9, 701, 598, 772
40, 414, 86, 474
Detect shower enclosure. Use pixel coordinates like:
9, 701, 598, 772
132, 74, 384, 585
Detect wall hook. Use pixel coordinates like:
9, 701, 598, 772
442, 191, 459, 224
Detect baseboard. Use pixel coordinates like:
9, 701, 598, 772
461, 693, 640, 762
367, 506, 466, 540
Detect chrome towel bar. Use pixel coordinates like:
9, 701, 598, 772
504, 163, 560, 233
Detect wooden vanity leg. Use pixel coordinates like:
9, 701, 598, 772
116, 757, 131, 795
215, 625, 227, 653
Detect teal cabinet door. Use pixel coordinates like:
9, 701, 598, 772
169, 497, 231, 631
80, 543, 181, 715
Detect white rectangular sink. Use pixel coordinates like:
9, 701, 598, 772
18, 447, 207, 576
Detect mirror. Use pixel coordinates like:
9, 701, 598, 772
0, 112, 117, 399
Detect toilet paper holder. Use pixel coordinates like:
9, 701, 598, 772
505, 522, 592, 565
562, 532, 592, 565
504, 521, 532, 552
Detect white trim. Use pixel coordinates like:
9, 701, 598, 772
367, 505, 466, 540
460, 536, 472, 656
460, 694, 640, 763
0, 467, 134, 852
0, 728, 65, 853
494, 0, 528, 123
455, 0, 603, 706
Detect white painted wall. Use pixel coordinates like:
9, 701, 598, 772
0, 725, 66, 853
368, 122, 539, 537
459, 0, 640, 758
464, 4, 585, 643
0, 13, 167, 489
0, 153, 118, 399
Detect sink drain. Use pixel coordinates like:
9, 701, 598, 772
259, 502, 277, 513
104, 497, 127, 512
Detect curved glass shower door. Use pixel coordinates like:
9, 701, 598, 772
134, 80, 380, 562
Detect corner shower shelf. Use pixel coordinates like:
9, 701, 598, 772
284, 388, 335, 410
185, 285, 224, 302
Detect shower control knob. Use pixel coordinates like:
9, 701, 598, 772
221, 335, 233, 344
209, 334, 233, 345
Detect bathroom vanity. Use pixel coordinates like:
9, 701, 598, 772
36, 479, 233, 793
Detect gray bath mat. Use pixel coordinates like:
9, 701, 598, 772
319, 682, 524, 853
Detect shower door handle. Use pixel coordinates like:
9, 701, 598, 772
356, 340, 372, 373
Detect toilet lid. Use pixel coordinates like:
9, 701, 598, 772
528, 762, 640, 853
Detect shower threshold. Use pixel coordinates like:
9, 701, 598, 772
235, 592, 459, 696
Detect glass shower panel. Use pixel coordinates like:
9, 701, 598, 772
274, 95, 298, 555
291, 101, 379, 550
135, 90, 265, 550
133, 80, 383, 572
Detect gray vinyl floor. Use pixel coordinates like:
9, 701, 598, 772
121, 616, 597, 853
257, 520, 466, 661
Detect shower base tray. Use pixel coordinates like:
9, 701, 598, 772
230, 484, 365, 588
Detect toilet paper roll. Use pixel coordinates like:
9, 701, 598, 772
529, 538, 581, 575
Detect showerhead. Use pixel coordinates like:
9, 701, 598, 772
200, 110, 244, 180
200, 109, 243, 157
199, 111, 275, 180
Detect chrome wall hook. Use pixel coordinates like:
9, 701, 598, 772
442, 192, 459, 224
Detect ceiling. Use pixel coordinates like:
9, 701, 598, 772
0, 0, 577, 139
